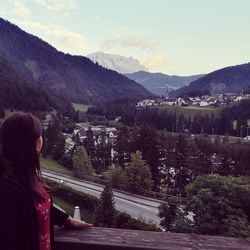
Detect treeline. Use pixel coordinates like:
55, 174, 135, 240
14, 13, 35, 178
88, 99, 250, 136
81, 122, 250, 197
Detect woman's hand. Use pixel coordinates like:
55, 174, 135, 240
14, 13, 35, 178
65, 217, 93, 229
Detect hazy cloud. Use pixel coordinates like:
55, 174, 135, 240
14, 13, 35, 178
141, 55, 167, 70
94, 16, 102, 20
102, 34, 157, 51
32, 0, 78, 12
12, 1, 32, 18
14, 20, 87, 55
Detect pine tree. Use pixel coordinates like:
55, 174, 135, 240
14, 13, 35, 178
84, 126, 96, 157
72, 146, 93, 177
96, 128, 111, 172
124, 151, 152, 193
42, 115, 65, 160
134, 123, 161, 191
95, 185, 116, 227
115, 125, 131, 168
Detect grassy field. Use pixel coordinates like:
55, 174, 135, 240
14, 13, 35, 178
158, 105, 224, 118
40, 157, 73, 176
52, 195, 95, 223
72, 103, 90, 112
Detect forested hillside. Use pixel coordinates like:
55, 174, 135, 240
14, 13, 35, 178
0, 18, 151, 107
171, 63, 250, 97
0, 57, 52, 113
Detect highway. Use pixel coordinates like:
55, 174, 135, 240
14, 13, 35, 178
42, 170, 163, 226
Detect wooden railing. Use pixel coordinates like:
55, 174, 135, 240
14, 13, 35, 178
54, 227, 250, 250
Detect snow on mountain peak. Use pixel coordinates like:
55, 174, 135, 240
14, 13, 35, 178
87, 51, 148, 74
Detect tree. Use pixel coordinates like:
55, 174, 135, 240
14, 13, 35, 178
95, 185, 116, 227
96, 128, 111, 172
185, 175, 250, 237
72, 146, 93, 177
124, 151, 152, 193
134, 123, 161, 190
115, 125, 131, 168
83, 126, 96, 158
158, 202, 192, 233
53, 133, 66, 160
42, 115, 65, 160
105, 166, 126, 189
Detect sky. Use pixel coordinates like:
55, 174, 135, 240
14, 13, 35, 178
1, 0, 250, 75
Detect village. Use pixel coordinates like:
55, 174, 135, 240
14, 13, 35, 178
64, 122, 118, 156
136, 92, 250, 108
62, 121, 239, 182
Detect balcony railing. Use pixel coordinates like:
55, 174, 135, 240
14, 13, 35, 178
55, 227, 250, 250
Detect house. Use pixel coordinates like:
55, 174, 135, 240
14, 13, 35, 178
136, 99, 155, 108
160, 98, 176, 106
243, 136, 250, 142
64, 134, 76, 153
199, 101, 210, 107
76, 125, 118, 146
210, 153, 223, 173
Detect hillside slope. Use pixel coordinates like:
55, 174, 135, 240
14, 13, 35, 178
171, 63, 250, 97
0, 57, 52, 112
0, 18, 151, 106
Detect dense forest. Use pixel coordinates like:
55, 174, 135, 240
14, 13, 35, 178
88, 98, 250, 137
0, 58, 52, 115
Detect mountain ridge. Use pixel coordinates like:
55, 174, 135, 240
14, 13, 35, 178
171, 62, 250, 97
0, 18, 152, 106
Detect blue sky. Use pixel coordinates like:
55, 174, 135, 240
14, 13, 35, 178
1, 0, 250, 75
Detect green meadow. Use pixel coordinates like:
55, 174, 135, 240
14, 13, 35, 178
72, 103, 90, 112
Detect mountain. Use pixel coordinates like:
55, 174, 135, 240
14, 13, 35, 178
0, 57, 52, 112
0, 18, 151, 107
171, 63, 250, 97
124, 71, 204, 96
87, 51, 148, 74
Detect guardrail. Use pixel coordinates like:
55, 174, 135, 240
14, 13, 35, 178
54, 227, 250, 250
43, 169, 185, 204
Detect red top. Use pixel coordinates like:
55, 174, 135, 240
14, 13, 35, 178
34, 180, 51, 250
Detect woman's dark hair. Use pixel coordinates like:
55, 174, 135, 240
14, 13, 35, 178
0, 112, 44, 200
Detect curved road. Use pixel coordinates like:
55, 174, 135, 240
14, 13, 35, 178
42, 170, 163, 226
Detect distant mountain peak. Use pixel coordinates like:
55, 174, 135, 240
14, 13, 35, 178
124, 71, 205, 96
87, 51, 148, 74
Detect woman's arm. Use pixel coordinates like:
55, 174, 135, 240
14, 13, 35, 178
64, 216, 93, 229
50, 205, 69, 226
51, 205, 92, 229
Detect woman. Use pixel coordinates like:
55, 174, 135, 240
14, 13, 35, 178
0, 112, 92, 250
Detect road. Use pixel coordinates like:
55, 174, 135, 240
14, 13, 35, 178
42, 170, 163, 226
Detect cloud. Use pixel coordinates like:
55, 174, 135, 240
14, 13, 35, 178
14, 20, 87, 55
12, 1, 32, 18
141, 55, 167, 70
102, 33, 157, 51
46, 24, 86, 54
94, 16, 102, 20
32, 0, 78, 12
